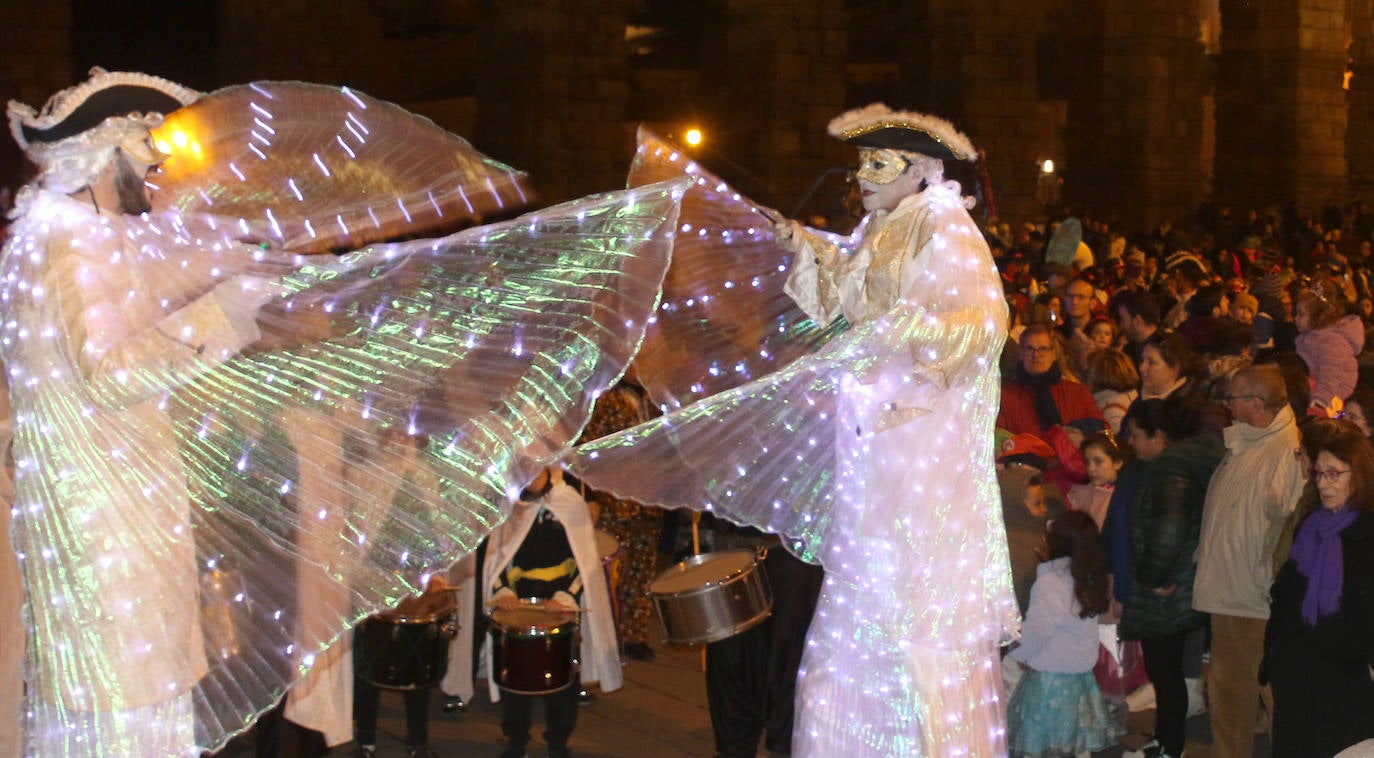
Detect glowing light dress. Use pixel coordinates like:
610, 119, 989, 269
3, 73, 685, 756
571, 115, 1018, 755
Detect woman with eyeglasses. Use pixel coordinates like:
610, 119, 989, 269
1263, 421, 1374, 756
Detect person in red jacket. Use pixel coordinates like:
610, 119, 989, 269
999, 324, 1106, 494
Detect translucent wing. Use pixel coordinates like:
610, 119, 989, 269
4, 177, 685, 755
626, 128, 842, 409
151, 81, 532, 253
570, 185, 1017, 644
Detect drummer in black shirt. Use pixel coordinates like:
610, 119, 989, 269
699, 520, 824, 758
486, 468, 621, 758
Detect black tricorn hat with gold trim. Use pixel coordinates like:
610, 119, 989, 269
827, 103, 976, 162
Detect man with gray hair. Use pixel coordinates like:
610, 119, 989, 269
1192, 364, 1305, 758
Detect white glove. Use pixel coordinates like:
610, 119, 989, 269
771, 216, 801, 242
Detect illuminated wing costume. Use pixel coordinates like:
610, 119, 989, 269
570, 107, 1017, 755
621, 128, 842, 409
4, 71, 684, 756
150, 81, 532, 253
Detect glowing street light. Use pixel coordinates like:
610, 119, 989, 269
1041, 159, 1055, 174
684, 127, 703, 147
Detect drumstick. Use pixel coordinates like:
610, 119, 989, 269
691, 511, 702, 556
483, 598, 589, 612
691, 511, 706, 671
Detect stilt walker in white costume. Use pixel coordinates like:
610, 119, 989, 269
3, 69, 684, 757
571, 105, 1019, 755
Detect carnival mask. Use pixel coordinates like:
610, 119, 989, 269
856, 148, 910, 185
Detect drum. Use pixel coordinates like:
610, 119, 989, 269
489, 606, 580, 695
595, 529, 625, 626
649, 548, 772, 645
354, 588, 459, 690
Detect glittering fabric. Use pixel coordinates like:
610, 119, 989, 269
3, 147, 685, 754
1006, 670, 1119, 756
623, 129, 843, 410
574, 381, 661, 645
572, 180, 1018, 755
151, 82, 530, 253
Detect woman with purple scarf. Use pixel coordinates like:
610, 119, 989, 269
1263, 421, 1374, 756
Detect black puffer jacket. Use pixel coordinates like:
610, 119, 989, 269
1119, 432, 1224, 640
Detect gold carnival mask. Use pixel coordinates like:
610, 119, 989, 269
856, 148, 910, 185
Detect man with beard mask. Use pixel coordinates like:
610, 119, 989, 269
109, 148, 155, 214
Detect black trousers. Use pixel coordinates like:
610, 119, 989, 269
1140, 630, 1189, 756
354, 679, 431, 747
500, 675, 580, 750
705, 549, 823, 758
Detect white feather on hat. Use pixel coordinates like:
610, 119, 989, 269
827, 103, 976, 162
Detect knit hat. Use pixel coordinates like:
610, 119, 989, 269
1231, 292, 1259, 314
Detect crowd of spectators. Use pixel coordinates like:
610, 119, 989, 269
992, 198, 1374, 757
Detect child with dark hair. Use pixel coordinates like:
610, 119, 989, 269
1067, 433, 1123, 529
1006, 510, 1118, 756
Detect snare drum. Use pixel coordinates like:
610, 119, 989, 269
354, 589, 459, 690
649, 548, 772, 645
595, 529, 625, 626
489, 606, 580, 695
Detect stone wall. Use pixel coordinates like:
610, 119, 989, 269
924, 0, 1061, 225
473, 0, 633, 204
699, 0, 848, 214
0, 0, 1368, 230
0, 1, 72, 188
1063, 0, 1209, 230
1347, 0, 1374, 201
1215, 0, 1348, 210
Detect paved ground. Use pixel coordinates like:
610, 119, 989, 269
217, 637, 1271, 758
367, 641, 718, 758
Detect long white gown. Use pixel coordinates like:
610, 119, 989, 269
572, 179, 1018, 756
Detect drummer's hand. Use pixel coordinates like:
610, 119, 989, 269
494, 592, 521, 611
546, 592, 578, 613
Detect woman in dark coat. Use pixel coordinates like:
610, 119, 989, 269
1264, 421, 1374, 757
1118, 396, 1224, 758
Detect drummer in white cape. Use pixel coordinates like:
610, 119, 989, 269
481, 467, 621, 758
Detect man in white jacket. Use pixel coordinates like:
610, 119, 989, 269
1192, 364, 1305, 758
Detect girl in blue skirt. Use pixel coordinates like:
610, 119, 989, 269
1007, 510, 1119, 757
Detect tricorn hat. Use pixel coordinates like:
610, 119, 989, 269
827, 103, 976, 162
7, 68, 200, 192
9, 67, 200, 156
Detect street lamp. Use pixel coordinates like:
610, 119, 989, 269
684, 127, 703, 147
